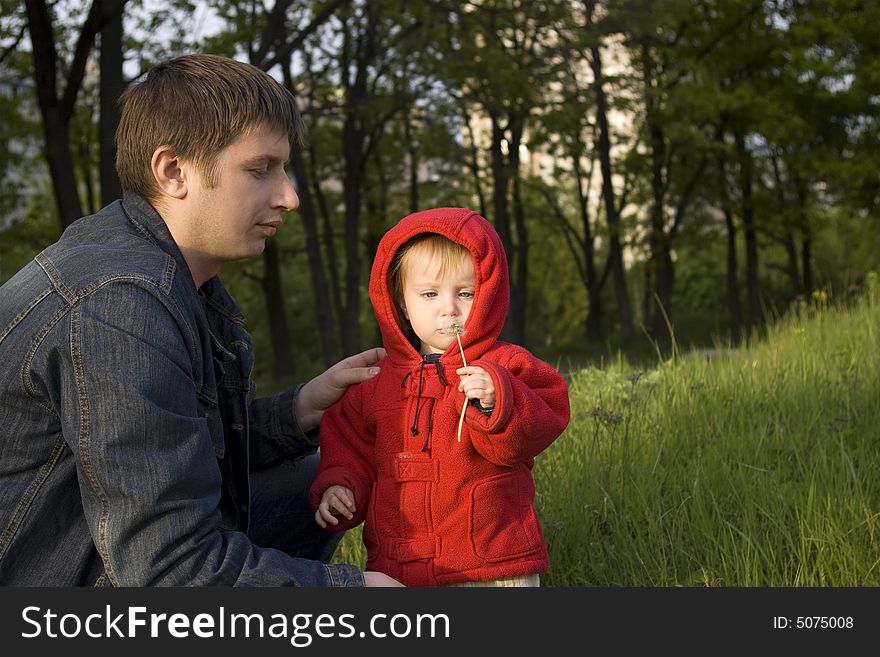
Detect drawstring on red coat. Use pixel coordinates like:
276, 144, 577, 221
410, 360, 427, 436
407, 354, 449, 444
433, 359, 449, 386
421, 398, 436, 452
409, 354, 433, 436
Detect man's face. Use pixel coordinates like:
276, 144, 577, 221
182, 129, 298, 275
400, 250, 475, 355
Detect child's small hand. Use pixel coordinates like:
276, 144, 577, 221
455, 365, 495, 409
315, 485, 356, 528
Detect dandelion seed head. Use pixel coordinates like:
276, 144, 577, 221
443, 322, 465, 337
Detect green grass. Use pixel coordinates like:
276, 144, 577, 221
335, 277, 880, 586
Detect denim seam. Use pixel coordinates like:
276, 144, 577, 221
0, 435, 66, 562
70, 304, 116, 585
20, 277, 200, 402
124, 199, 164, 249
68, 277, 199, 586
327, 563, 364, 587
202, 292, 246, 324
325, 563, 337, 586
20, 301, 70, 412
35, 253, 77, 305
38, 241, 176, 299
0, 286, 52, 343
122, 200, 187, 293
197, 388, 219, 407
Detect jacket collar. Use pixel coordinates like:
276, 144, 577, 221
120, 193, 245, 324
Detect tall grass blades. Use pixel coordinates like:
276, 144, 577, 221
535, 283, 880, 585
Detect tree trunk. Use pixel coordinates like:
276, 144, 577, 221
308, 140, 345, 353
639, 42, 677, 345
404, 110, 419, 214
507, 115, 527, 345
736, 129, 763, 329
572, 139, 603, 341
489, 111, 517, 342
794, 175, 813, 296
25, 0, 84, 228
646, 113, 673, 343
279, 56, 340, 369
261, 239, 295, 379
78, 123, 98, 214
489, 112, 512, 259
339, 20, 374, 355
291, 147, 339, 369
364, 144, 388, 344
801, 234, 813, 297
590, 43, 634, 342
580, 0, 604, 342
99, 0, 124, 206
341, 120, 364, 354
461, 104, 487, 218
25, 0, 120, 229
782, 230, 801, 295
770, 151, 801, 295
716, 151, 743, 343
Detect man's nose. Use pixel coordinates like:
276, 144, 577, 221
276, 173, 300, 212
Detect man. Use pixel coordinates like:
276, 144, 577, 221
0, 54, 400, 586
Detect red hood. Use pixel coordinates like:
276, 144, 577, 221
369, 208, 509, 366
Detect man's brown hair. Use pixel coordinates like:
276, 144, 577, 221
115, 53, 303, 202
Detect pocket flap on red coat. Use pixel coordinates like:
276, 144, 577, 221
394, 452, 438, 482
393, 536, 439, 562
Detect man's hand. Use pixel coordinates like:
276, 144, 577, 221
364, 571, 405, 587
296, 347, 386, 431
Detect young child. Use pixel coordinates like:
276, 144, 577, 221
309, 208, 570, 587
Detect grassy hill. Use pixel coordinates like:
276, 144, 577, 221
538, 278, 880, 585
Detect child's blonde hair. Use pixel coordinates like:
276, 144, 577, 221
388, 233, 471, 337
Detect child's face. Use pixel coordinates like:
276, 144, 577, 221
400, 249, 475, 354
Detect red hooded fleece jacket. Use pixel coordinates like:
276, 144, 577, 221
309, 208, 570, 586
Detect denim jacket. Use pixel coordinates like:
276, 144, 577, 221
0, 195, 362, 586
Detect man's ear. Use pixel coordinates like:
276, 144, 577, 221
151, 145, 187, 199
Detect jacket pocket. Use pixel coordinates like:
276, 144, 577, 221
469, 470, 543, 562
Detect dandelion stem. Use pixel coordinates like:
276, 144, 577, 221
455, 329, 467, 442
457, 399, 467, 443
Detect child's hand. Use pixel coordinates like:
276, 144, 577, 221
315, 485, 356, 528
455, 365, 495, 409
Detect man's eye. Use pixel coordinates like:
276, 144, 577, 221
251, 168, 269, 178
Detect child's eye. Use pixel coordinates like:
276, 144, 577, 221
421, 291, 437, 299
459, 290, 475, 299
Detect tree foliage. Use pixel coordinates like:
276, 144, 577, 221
1, 0, 877, 380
